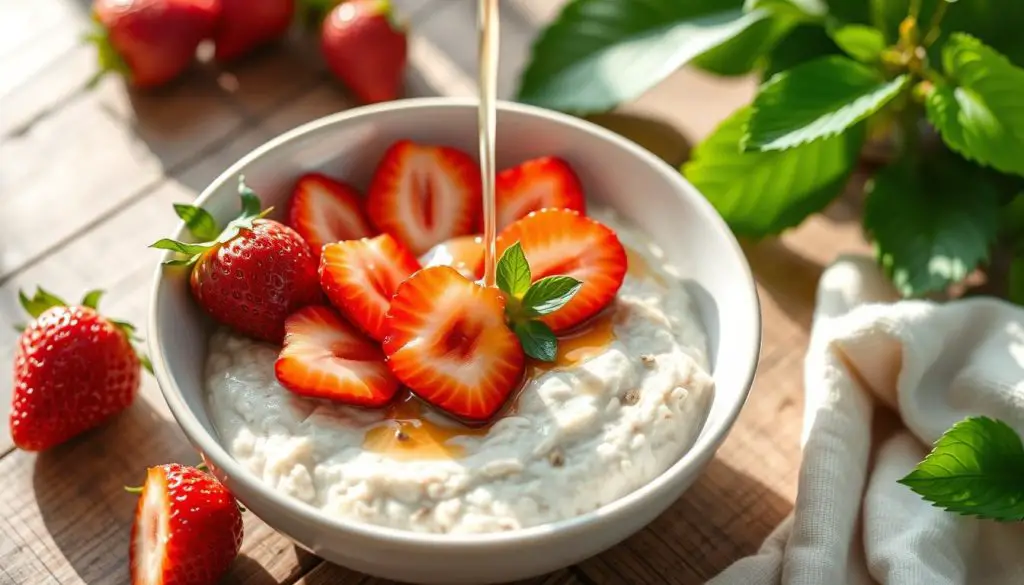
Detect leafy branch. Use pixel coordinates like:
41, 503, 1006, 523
516, 0, 1024, 303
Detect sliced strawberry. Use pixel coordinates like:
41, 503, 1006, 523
497, 209, 626, 333
420, 235, 485, 281
275, 306, 400, 407
366, 140, 482, 255
287, 172, 375, 251
130, 464, 243, 585
383, 266, 524, 423
319, 233, 421, 341
494, 156, 586, 230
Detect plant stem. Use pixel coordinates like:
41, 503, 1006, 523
923, 1, 950, 47
908, 0, 922, 20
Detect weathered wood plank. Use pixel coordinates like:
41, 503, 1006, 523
297, 561, 584, 585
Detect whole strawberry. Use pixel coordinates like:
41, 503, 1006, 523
10, 288, 144, 451
320, 0, 408, 104
152, 177, 321, 343
213, 0, 295, 62
129, 463, 243, 585
88, 0, 219, 89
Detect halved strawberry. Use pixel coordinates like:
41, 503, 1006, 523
275, 305, 400, 407
383, 266, 524, 423
366, 140, 482, 255
129, 463, 243, 585
494, 156, 586, 231
496, 209, 626, 333
287, 172, 375, 251
420, 235, 485, 281
320, 233, 421, 341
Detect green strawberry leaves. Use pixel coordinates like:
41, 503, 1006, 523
18, 287, 69, 319
495, 243, 583, 362
900, 416, 1024, 522
925, 34, 1024, 178
744, 55, 908, 151
152, 176, 272, 266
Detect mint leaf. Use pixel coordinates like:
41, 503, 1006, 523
512, 320, 559, 362
863, 156, 1000, 296
521, 276, 583, 317
516, 0, 771, 113
683, 105, 863, 236
496, 242, 531, 298
829, 24, 886, 63
81, 289, 104, 310
173, 203, 220, 241
744, 55, 908, 151
926, 34, 1024, 177
899, 416, 1024, 522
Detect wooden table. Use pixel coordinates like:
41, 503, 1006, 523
0, 1, 872, 583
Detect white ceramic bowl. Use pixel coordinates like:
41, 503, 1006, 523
148, 97, 761, 584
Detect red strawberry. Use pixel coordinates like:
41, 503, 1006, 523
421, 235, 485, 281
494, 156, 586, 231
10, 288, 143, 452
287, 172, 375, 252
320, 0, 408, 103
129, 463, 243, 585
88, 0, 219, 88
319, 233, 420, 341
275, 306, 400, 406
212, 0, 294, 62
497, 209, 626, 332
152, 177, 321, 343
366, 140, 482, 255
383, 266, 524, 423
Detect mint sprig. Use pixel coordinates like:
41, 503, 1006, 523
496, 242, 582, 362
900, 416, 1024, 522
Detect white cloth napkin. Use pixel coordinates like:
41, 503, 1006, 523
707, 255, 1024, 585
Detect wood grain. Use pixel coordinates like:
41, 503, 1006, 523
0, 0, 873, 583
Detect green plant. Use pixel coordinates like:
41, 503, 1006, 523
515, 0, 1024, 302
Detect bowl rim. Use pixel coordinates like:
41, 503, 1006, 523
148, 96, 762, 548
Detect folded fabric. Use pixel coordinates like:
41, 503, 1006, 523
708, 255, 1024, 585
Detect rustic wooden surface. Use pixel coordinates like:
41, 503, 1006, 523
0, 1, 872, 584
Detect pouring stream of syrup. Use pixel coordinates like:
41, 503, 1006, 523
477, 0, 500, 287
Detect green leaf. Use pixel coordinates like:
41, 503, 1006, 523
515, 0, 772, 113
18, 287, 68, 318
926, 34, 1024, 178
150, 239, 212, 257
829, 23, 887, 62
173, 203, 220, 241
81, 289, 104, 310
744, 56, 908, 151
139, 353, 154, 376
496, 242, 531, 298
748, 0, 826, 20
863, 156, 1001, 296
521, 276, 583, 317
682, 106, 863, 236
762, 23, 842, 80
693, 0, 800, 77
512, 320, 559, 362
899, 416, 1024, 522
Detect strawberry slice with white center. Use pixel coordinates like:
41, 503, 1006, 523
366, 139, 482, 255
494, 156, 586, 230
497, 209, 626, 333
275, 305, 400, 407
383, 266, 524, 423
420, 234, 485, 281
320, 233, 421, 341
129, 463, 243, 585
287, 172, 375, 251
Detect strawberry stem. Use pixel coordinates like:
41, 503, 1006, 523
124, 485, 144, 495
82, 19, 131, 89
